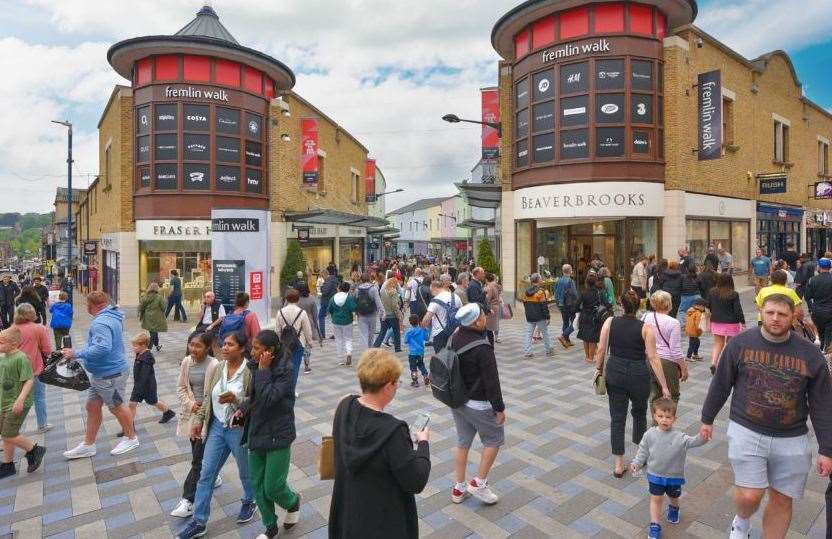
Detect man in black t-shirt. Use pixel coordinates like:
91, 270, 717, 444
781, 241, 799, 272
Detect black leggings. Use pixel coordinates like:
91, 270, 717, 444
605, 355, 651, 456
183, 438, 205, 502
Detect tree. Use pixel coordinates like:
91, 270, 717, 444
477, 238, 500, 276
280, 239, 307, 292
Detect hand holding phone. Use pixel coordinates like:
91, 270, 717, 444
412, 412, 430, 433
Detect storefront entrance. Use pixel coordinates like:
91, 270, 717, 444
569, 234, 617, 287
139, 240, 212, 311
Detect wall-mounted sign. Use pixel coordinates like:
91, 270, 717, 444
165, 85, 229, 102
560, 62, 588, 94
216, 107, 240, 134
216, 165, 240, 191
137, 106, 150, 135
245, 141, 262, 166
816, 181, 832, 199
364, 159, 377, 203
83, 241, 98, 256
249, 271, 264, 300
184, 163, 209, 190
596, 59, 624, 91
297, 227, 310, 243
759, 175, 787, 194
137, 136, 150, 163
246, 168, 262, 193
542, 38, 611, 63
136, 220, 211, 240
597, 127, 625, 157
184, 104, 209, 131
301, 118, 319, 186
514, 181, 664, 220
698, 70, 722, 160
213, 260, 245, 312
212, 217, 259, 233
481, 89, 500, 159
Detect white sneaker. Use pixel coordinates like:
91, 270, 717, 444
170, 498, 193, 518
111, 436, 139, 455
214, 475, 223, 489
63, 442, 96, 460
283, 493, 301, 529
467, 478, 499, 505
729, 523, 751, 539
37, 424, 54, 433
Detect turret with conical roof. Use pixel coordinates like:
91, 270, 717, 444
175, 5, 239, 45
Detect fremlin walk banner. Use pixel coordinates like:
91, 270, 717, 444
211, 209, 272, 324
698, 69, 722, 161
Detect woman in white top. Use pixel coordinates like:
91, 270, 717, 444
275, 288, 315, 391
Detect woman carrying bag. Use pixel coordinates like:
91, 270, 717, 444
641, 291, 687, 403
577, 274, 612, 363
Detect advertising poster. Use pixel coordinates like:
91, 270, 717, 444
211, 209, 272, 323
364, 159, 377, 203
160, 253, 178, 279
481, 89, 500, 159
302, 118, 319, 186
212, 260, 245, 313
698, 70, 722, 160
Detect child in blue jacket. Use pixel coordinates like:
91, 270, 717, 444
404, 314, 430, 387
49, 291, 73, 349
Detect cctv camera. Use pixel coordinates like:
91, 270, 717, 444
280, 133, 291, 142
695, 37, 703, 48
274, 97, 290, 113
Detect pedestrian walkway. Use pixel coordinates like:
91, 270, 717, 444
0, 291, 825, 538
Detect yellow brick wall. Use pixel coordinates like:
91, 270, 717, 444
268, 93, 369, 218
664, 29, 832, 210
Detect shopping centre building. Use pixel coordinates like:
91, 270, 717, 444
492, 0, 832, 299
74, 5, 386, 309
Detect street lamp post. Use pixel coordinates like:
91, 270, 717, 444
51, 120, 73, 276
442, 113, 502, 137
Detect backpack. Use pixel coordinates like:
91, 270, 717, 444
685, 308, 702, 338
355, 287, 377, 316
279, 309, 303, 359
429, 336, 490, 408
431, 294, 460, 338
219, 309, 249, 344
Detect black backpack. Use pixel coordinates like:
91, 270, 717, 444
431, 294, 460, 338
355, 287, 377, 316
278, 309, 303, 359
429, 336, 490, 408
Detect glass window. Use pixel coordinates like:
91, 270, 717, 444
155, 133, 177, 161
633, 130, 650, 154
560, 129, 589, 159
710, 221, 731, 253
245, 168, 262, 193
216, 136, 240, 163
631, 60, 653, 91
532, 101, 555, 132
216, 165, 240, 191
155, 164, 177, 190
532, 69, 555, 101
632, 94, 653, 123
535, 226, 568, 275
732, 221, 749, 272
560, 62, 588, 93
515, 79, 529, 110
596, 59, 625, 91
516, 221, 533, 297
216, 107, 240, 134
183, 163, 209, 190
136, 135, 150, 163
516, 108, 529, 138
628, 219, 658, 261
137, 106, 150, 135
516, 139, 529, 167
597, 127, 625, 157
183, 133, 209, 161
687, 219, 708, 263
155, 104, 177, 131
532, 132, 555, 163
596, 93, 625, 123
561, 95, 588, 127
245, 141, 262, 166
245, 113, 262, 140
184, 104, 209, 132
138, 166, 150, 188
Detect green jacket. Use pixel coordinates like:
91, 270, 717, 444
327, 293, 357, 326
139, 292, 168, 332
195, 359, 252, 436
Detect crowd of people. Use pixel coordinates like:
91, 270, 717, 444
2, 244, 832, 538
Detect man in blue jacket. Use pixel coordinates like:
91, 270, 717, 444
61, 291, 138, 459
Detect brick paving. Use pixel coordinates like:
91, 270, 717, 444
1, 291, 827, 538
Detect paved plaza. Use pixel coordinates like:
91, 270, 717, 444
0, 291, 827, 538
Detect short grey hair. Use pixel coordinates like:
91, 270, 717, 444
439, 273, 453, 286
457, 272, 469, 285
561, 264, 573, 276
530, 273, 542, 283
14, 303, 37, 323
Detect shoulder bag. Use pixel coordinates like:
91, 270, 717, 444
653, 312, 671, 349
318, 435, 335, 480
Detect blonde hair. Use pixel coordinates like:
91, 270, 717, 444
131, 332, 150, 347
13, 303, 37, 324
649, 290, 672, 313
357, 349, 403, 393
147, 282, 160, 293
0, 327, 22, 347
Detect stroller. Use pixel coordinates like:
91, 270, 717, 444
38, 351, 90, 392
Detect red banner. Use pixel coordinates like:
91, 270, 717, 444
481, 88, 500, 159
301, 118, 319, 186
364, 159, 377, 203
249, 271, 263, 300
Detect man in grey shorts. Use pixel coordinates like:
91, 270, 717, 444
700, 294, 832, 538
61, 291, 139, 458
446, 303, 506, 506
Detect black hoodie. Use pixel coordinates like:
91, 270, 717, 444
328, 395, 430, 539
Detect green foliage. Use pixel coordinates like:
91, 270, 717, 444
477, 238, 500, 276
280, 239, 307, 291
0, 212, 53, 257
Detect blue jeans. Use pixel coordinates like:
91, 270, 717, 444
165, 293, 187, 322
558, 306, 575, 339
524, 320, 552, 354
373, 317, 401, 351
686, 337, 701, 358
33, 378, 47, 428
193, 419, 254, 524
291, 346, 303, 390
318, 299, 327, 339
677, 294, 700, 329
408, 355, 428, 377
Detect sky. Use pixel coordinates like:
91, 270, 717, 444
1, 0, 831, 215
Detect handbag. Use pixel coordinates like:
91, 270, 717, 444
500, 303, 512, 320
699, 309, 711, 335
593, 369, 606, 395
318, 435, 335, 480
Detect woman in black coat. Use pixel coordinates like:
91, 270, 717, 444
329, 349, 430, 539
577, 274, 612, 363
15, 286, 46, 324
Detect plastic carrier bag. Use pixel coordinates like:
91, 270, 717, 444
38, 351, 90, 392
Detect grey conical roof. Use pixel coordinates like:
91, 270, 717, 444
175, 5, 238, 44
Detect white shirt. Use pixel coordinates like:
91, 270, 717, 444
212, 361, 245, 426
406, 277, 421, 302
427, 290, 455, 338
200, 303, 226, 325
631, 263, 647, 288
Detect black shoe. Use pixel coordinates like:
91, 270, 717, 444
0, 462, 16, 479
159, 410, 176, 424
116, 431, 124, 438
25, 444, 46, 473
257, 525, 279, 538
710, 365, 716, 375
283, 494, 300, 529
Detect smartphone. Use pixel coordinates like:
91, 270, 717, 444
61, 335, 72, 349
412, 412, 431, 432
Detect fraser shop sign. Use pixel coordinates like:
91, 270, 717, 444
165, 86, 229, 102
542, 39, 611, 63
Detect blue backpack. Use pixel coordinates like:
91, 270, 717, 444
431, 294, 460, 338
219, 309, 249, 344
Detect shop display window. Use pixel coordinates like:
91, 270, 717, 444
155, 104, 177, 131
532, 102, 555, 132
560, 129, 589, 159
533, 132, 556, 163
516, 108, 530, 138
560, 62, 588, 94
183, 134, 209, 161
628, 219, 658, 261
732, 221, 749, 271
140, 241, 212, 302
597, 127, 625, 157
155, 133, 177, 161
184, 104, 209, 131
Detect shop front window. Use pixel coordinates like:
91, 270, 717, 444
339, 240, 365, 273
139, 240, 212, 308
628, 219, 658, 262
732, 221, 749, 272
686, 220, 708, 263
710, 221, 731, 254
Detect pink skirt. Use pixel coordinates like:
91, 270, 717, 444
711, 322, 743, 337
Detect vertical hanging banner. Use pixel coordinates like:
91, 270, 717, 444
698, 70, 722, 161
481, 88, 501, 159
364, 159, 377, 203
301, 118, 319, 186
211, 209, 272, 324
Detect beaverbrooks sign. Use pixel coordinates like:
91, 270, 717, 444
513, 182, 664, 219
165, 85, 229, 102
542, 39, 611, 63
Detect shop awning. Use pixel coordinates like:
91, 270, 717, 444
283, 210, 388, 229
382, 233, 400, 240
366, 226, 400, 236
455, 182, 501, 209
457, 218, 496, 229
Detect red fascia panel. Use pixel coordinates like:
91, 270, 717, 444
244, 66, 262, 94
155, 55, 179, 80
515, 28, 530, 58
532, 17, 555, 49
183, 55, 211, 82
215, 59, 240, 86
629, 4, 654, 35
560, 6, 589, 40
594, 3, 625, 33
136, 58, 151, 86
657, 11, 668, 39
265, 79, 275, 99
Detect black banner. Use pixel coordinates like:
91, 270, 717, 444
759, 175, 787, 194
698, 70, 722, 160
213, 260, 245, 312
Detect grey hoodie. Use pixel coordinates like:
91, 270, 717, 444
356, 282, 383, 316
